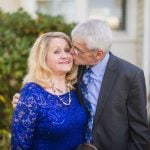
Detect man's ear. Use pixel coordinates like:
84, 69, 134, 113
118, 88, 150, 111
95, 50, 104, 60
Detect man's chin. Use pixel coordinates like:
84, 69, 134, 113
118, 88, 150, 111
74, 61, 81, 65
74, 59, 85, 65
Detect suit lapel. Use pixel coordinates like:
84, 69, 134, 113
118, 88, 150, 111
93, 53, 118, 127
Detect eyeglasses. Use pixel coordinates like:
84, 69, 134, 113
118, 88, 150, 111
71, 46, 90, 56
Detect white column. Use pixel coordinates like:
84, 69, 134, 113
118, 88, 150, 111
75, 0, 88, 22
143, 0, 150, 96
20, 0, 37, 18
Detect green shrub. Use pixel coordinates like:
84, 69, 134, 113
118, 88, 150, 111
0, 8, 75, 149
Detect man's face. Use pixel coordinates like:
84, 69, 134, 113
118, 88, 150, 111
70, 41, 102, 66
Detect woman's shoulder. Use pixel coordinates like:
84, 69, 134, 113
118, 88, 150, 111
21, 82, 42, 91
16, 82, 43, 107
20, 82, 44, 97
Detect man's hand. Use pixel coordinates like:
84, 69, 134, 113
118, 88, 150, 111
12, 93, 20, 108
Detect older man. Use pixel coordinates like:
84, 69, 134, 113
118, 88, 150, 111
71, 19, 149, 150
13, 19, 150, 150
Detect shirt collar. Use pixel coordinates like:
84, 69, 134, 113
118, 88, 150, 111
90, 52, 110, 76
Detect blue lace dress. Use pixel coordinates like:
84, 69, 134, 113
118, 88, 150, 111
11, 82, 87, 150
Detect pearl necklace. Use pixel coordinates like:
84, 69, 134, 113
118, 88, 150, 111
50, 81, 71, 105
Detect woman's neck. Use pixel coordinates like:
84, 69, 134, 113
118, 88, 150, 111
50, 75, 66, 86
47, 75, 68, 94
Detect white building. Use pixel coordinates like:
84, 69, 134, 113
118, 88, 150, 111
0, 0, 150, 100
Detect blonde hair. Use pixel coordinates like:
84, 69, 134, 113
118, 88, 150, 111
23, 32, 78, 89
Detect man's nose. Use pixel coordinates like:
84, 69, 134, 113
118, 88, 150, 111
70, 48, 76, 55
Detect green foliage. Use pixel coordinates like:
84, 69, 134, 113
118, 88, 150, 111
0, 8, 75, 149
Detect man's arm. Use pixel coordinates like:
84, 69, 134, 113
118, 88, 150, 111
127, 69, 150, 150
12, 93, 20, 108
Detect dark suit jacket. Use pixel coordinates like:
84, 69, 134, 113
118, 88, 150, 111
76, 53, 150, 150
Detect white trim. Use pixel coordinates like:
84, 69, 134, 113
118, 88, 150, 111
143, 0, 150, 95
75, 0, 88, 22
126, 0, 137, 39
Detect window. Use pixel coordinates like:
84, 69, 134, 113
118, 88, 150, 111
37, 0, 126, 30
87, 0, 126, 30
37, 0, 76, 22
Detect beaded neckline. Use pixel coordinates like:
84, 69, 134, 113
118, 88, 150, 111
50, 81, 71, 105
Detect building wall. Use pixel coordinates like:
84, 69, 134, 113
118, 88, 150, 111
111, 35, 137, 65
143, 0, 150, 103
140, 0, 150, 96
0, 0, 37, 17
111, 0, 138, 66
136, 0, 144, 68
0, 0, 21, 12
136, 0, 150, 117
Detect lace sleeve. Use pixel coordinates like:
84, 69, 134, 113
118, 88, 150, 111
11, 89, 38, 149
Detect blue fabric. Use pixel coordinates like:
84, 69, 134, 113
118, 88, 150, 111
11, 82, 87, 150
82, 53, 110, 114
79, 68, 94, 144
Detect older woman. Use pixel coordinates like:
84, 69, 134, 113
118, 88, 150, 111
11, 32, 87, 150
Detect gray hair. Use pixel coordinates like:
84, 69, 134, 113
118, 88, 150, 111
71, 19, 112, 53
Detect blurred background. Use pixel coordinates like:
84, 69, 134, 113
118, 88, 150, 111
0, 0, 150, 149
